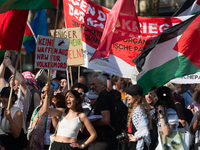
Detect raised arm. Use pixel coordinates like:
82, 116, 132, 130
0, 51, 11, 90
0, 60, 7, 90
4, 56, 27, 95
43, 84, 63, 117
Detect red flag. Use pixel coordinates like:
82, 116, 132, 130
0, 10, 28, 52
89, 0, 140, 61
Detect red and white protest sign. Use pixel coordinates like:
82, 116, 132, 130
63, 0, 193, 78
35, 35, 70, 71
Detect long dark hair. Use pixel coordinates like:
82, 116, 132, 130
65, 90, 84, 114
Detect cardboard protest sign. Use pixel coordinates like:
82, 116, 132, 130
35, 35, 70, 71
50, 28, 84, 66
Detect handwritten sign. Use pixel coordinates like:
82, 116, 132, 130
50, 27, 84, 66
35, 35, 70, 71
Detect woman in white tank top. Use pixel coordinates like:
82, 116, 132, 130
0, 87, 23, 150
44, 85, 97, 150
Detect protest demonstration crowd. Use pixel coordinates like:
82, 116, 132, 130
0, 50, 200, 150
1, 0, 200, 149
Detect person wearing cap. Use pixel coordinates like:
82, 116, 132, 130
0, 87, 23, 150
125, 84, 152, 150
155, 86, 179, 150
0, 51, 32, 148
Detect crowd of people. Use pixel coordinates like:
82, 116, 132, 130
0, 51, 200, 150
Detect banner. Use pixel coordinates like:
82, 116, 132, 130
63, 0, 192, 78
170, 72, 200, 84
35, 35, 70, 71
50, 27, 84, 66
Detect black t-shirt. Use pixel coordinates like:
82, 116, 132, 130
175, 102, 186, 128
93, 90, 113, 140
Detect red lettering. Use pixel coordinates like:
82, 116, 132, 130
68, 50, 72, 59
37, 47, 44, 52
76, 49, 81, 58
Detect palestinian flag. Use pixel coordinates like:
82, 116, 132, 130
133, 13, 200, 95
22, 22, 35, 44
173, 0, 200, 16
21, 22, 35, 54
0, 0, 57, 14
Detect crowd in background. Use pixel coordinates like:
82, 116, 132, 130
0, 51, 200, 150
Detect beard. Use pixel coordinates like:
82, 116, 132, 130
93, 89, 101, 95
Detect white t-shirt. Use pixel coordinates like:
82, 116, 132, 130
13, 87, 32, 133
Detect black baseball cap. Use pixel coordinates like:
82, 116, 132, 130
1, 87, 15, 97
125, 85, 143, 96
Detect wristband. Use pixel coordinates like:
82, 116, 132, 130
81, 143, 86, 149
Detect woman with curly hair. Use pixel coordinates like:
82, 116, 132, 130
125, 84, 152, 150
44, 86, 97, 150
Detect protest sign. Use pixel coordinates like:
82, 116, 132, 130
50, 27, 84, 66
35, 35, 70, 71
63, 0, 193, 78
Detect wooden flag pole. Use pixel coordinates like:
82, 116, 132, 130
47, 0, 60, 85
19, 52, 22, 73
78, 66, 80, 83
7, 54, 20, 109
4, 53, 20, 130
66, 63, 70, 90
69, 66, 73, 87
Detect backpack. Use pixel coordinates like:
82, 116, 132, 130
105, 92, 128, 137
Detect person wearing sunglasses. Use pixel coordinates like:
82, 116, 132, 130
72, 83, 88, 103
27, 84, 55, 150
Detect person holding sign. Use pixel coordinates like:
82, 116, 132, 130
44, 84, 97, 150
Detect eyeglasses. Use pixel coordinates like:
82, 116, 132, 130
41, 90, 47, 94
79, 92, 84, 96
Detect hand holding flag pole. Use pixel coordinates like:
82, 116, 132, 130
4, 52, 20, 130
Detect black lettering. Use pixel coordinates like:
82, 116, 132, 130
73, 31, 77, 38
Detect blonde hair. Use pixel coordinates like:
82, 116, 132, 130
127, 95, 152, 130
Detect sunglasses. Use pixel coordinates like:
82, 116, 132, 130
41, 90, 47, 94
79, 92, 84, 96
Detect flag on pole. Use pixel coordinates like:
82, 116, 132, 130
0, 10, 28, 55
133, 13, 200, 95
173, 0, 200, 16
89, 0, 140, 61
21, 22, 35, 54
23, 9, 48, 54
0, 0, 57, 14
22, 22, 35, 44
